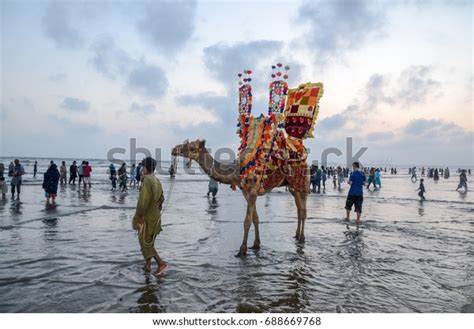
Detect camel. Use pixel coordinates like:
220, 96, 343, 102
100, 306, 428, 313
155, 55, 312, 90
171, 138, 309, 257
172, 67, 322, 257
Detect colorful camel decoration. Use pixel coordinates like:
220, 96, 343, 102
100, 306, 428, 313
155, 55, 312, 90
172, 64, 323, 256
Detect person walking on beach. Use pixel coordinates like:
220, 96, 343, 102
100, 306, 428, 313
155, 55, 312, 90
0, 177, 8, 199
82, 161, 92, 188
33, 161, 38, 178
321, 166, 327, 192
444, 167, 450, 179
207, 177, 219, 197
118, 163, 128, 192
416, 178, 426, 200
77, 161, 85, 185
129, 164, 138, 189
337, 166, 344, 190
43, 163, 60, 204
411, 166, 417, 182
169, 164, 175, 178
59, 161, 67, 185
375, 168, 382, 189
434, 168, 439, 182
0, 162, 4, 179
456, 170, 468, 192
136, 162, 142, 189
8, 161, 15, 177
314, 166, 322, 193
109, 164, 117, 190
345, 161, 366, 225
69, 161, 78, 185
10, 159, 25, 200
132, 157, 167, 277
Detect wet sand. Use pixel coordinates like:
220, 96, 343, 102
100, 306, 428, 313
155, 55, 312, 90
0, 159, 473, 312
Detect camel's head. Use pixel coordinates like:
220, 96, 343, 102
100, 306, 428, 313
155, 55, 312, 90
172, 139, 206, 161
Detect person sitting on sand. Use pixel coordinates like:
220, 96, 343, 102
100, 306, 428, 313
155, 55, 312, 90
43, 163, 60, 204
132, 157, 167, 276
416, 178, 426, 200
456, 170, 468, 192
345, 161, 366, 225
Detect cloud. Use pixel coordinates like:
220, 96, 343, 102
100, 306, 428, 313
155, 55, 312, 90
89, 35, 168, 99
297, 0, 385, 65
60, 97, 90, 112
204, 40, 284, 91
48, 73, 67, 83
396, 66, 442, 106
136, 0, 197, 53
42, 2, 83, 48
89, 35, 130, 79
365, 73, 395, 109
129, 102, 156, 114
316, 65, 442, 137
403, 118, 458, 137
127, 64, 168, 98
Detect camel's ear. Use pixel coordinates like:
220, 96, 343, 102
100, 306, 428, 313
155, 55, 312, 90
199, 139, 206, 149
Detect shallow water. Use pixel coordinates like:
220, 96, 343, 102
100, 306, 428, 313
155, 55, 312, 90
0, 159, 473, 312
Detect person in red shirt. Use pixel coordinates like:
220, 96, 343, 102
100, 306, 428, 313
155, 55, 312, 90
82, 161, 92, 188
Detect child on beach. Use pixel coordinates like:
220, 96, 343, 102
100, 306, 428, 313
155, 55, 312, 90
0, 177, 7, 199
417, 179, 426, 200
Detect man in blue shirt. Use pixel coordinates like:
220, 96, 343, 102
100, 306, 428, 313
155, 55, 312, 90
345, 161, 366, 225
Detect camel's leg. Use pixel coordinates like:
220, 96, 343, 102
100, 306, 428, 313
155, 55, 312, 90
237, 190, 257, 257
249, 205, 261, 249
291, 188, 302, 240
293, 191, 307, 242
299, 191, 307, 242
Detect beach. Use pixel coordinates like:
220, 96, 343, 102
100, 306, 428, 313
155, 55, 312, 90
0, 158, 473, 313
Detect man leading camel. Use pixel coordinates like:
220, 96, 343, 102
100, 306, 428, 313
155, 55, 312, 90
132, 157, 167, 276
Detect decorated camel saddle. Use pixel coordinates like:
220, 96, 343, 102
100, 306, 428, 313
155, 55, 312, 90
237, 64, 324, 193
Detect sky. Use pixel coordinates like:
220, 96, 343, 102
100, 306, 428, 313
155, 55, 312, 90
1, 0, 472, 166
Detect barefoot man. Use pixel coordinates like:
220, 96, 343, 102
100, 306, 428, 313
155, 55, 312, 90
345, 161, 366, 225
133, 157, 167, 276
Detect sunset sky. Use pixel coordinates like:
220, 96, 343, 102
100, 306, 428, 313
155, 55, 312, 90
1, 0, 472, 166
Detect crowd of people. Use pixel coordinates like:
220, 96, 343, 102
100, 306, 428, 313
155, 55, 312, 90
0, 157, 471, 277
